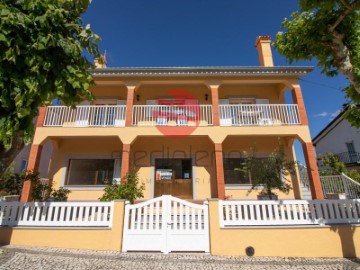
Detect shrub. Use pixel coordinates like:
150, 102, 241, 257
99, 170, 144, 203
0, 171, 25, 196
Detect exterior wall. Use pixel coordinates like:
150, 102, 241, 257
135, 84, 211, 105
219, 84, 284, 103
315, 118, 360, 157
0, 201, 125, 251
208, 200, 360, 258
90, 84, 128, 100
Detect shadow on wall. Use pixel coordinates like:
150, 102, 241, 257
331, 226, 357, 258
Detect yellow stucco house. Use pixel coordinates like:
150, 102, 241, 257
20, 36, 324, 202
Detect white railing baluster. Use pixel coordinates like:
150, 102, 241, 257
218, 199, 360, 227
219, 104, 300, 126
132, 105, 213, 126
0, 202, 114, 227
44, 106, 126, 127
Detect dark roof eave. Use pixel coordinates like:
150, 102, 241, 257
90, 66, 314, 78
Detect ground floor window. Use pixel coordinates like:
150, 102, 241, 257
223, 158, 250, 185
66, 159, 116, 185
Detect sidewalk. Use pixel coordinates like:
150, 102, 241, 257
0, 245, 359, 270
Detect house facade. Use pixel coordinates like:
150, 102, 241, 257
313, 106, 360, 172
20, 36, 324, 202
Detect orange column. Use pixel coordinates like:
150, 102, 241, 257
209, 85, 220, 126
121, 144, 131, 182
20, 144, 43, 202
302, 142, 324, 199
36, 106, 47, 127
214, 143, 225, 199
125, 86, 135, 127
291, 86, 308, 125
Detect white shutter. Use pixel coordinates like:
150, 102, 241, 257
219, 99, 230, 104
117, 100, 126, 105
79, 100, 91, 105
113, 159, 121, 183
256, 99, 269, 104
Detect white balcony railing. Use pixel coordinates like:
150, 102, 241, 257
219, 104, 300, 126
132, 105, 213, 126
44, 105, 127, 127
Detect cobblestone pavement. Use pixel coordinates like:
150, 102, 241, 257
0, 245, 359, 270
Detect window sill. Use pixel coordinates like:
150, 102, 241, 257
63, 186, 106, 191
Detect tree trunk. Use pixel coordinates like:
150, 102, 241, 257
0, 137, 25, 176
329, 30, 360, 95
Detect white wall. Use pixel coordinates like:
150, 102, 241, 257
315, 118, 360, 157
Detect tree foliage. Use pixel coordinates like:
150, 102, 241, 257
274, 0, 360, 126
99, 170, 145, 204
0, 0, 101, 174
240, 146, 296, 198
319, 152, 360, 183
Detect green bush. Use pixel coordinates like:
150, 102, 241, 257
99, 170, 145, 203
0, 171, 25, 196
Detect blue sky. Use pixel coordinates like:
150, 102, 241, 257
82, 0, 349, 161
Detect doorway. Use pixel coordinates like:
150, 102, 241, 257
154, 159, 193, 199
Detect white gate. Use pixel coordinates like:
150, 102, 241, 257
122, 195, 209, 253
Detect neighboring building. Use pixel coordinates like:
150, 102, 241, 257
13, 142, 52, 177
313, 106, 360, 172
20, 36, 324, 202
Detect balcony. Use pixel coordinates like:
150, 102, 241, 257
43, 104, 300, 128
44, 105, 127, 127
132, 105, 213, 126
219, 104, 300, 126
334, 152, 360, 165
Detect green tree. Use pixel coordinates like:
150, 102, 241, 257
240, 146, 296, 199
319, 152, 360, 183
0, 0, 101, 175
274, 0, 360, 126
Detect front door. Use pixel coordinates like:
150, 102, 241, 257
154, 159, 193, 199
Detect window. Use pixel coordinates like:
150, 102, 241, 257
20, 159, 28, 172
155, 159, 192, 180
223, 158, 250, 185
224, 157, 270, 185
66, 159, 115, 185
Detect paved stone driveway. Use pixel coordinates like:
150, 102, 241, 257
0, 246, 359, 270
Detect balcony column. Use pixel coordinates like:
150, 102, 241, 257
291, 86, 308, 125
36, 106, 47, 127
20, 144, 43, 202
208, 84, 220, 126
121, 144, 131, 182
125, 85, 136, 127
302, 142, 324, 199
214, 143, 225, 199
